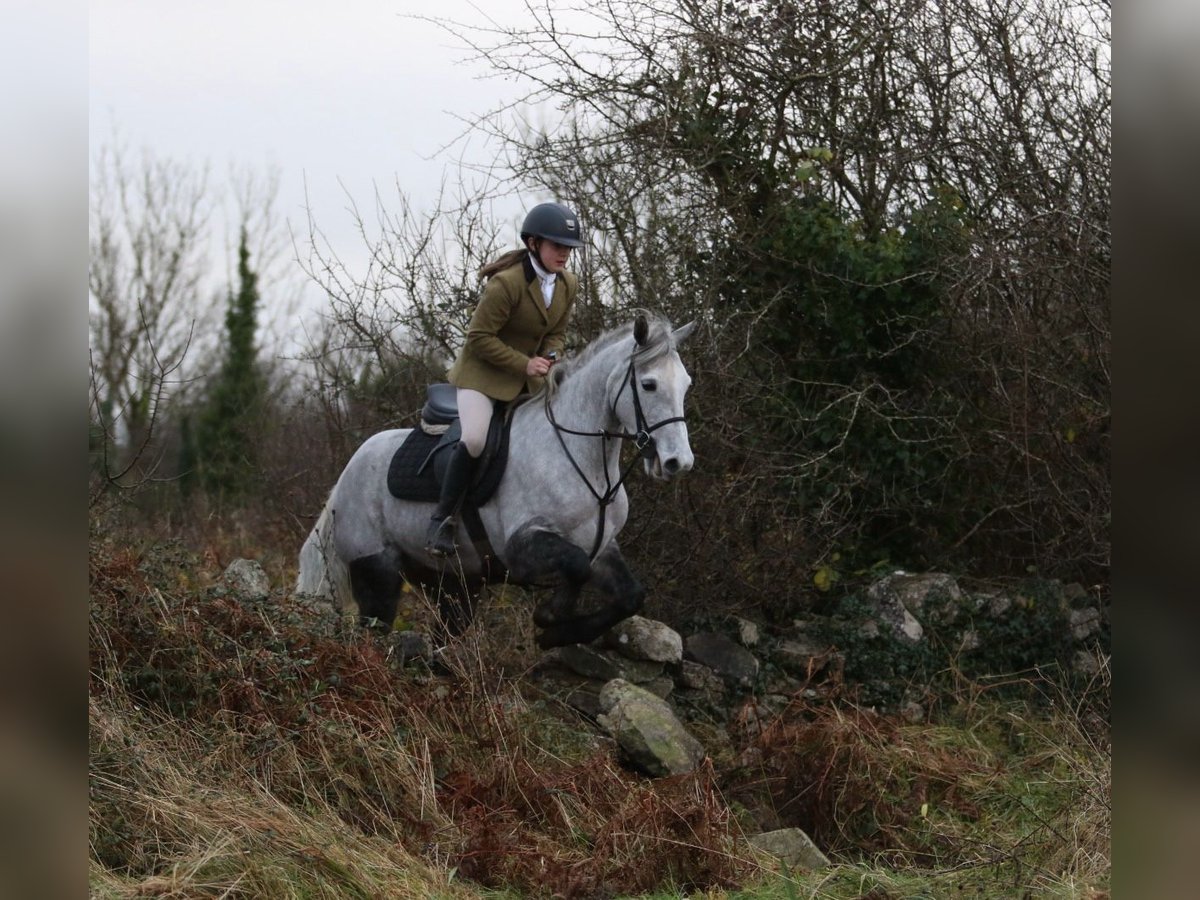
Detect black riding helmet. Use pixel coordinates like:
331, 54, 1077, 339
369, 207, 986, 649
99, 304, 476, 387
520, 202, 584, 248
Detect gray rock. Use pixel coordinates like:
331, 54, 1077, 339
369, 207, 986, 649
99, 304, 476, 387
604, 616, 683, 664
954, 628, 981, 652
973, 590, 1013, 618
549, 645, 665, 683
597, 679, 706, 776
684, 632, 760, 687
764, 670, 805, 697
774, 635, 833, 678
886, 572, 965, 621
758, 694, 795, 719
865, 575, 927, 643
899, 613, 925, 641
747, 827, 830, 870
1070, 607, 1102, 641
1063, 582, 1091, 608
537, 668, 605, 718
1073, 649, 1109, 678
222, 559, 270, 602
676, 660, 725, 693
550, 645, 622, 681
388, 630, 432, 666
734, 617, 761, 648
641, 675, 676, 700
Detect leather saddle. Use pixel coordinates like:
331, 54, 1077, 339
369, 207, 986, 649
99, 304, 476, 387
386, 384, 512, 505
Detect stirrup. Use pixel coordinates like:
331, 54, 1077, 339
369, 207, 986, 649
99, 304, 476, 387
425, 516, 458, 557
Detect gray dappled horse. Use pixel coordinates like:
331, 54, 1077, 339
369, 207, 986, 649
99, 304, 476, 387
295, 313, 695, 649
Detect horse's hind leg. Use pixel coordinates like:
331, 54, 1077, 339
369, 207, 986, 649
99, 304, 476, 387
503, 524, 592, 627
392, 552, 484, 647
536, 541, 645, 649
435, 572, 485, 642
348, 549, 403, 630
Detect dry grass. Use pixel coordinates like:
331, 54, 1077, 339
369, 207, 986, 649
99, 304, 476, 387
89, 533, 1108, 898
719, 663, 1110, 897
89, 538, 757, 898
90, 695, 470, 899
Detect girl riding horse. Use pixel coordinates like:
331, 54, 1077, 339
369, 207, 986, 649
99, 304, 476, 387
426, 201, 584, 556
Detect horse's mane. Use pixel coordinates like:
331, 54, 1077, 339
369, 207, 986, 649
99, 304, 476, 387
548, 312, 678, 395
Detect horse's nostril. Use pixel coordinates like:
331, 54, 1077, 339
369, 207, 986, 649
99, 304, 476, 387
664, 457, 680, 474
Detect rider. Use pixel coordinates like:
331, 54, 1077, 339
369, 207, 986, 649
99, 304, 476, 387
425, 201, 584, 556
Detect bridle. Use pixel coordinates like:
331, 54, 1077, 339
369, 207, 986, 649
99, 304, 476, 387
544, 351, 687, 559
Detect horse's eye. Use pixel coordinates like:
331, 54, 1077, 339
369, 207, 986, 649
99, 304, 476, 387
640, 379, 657, 392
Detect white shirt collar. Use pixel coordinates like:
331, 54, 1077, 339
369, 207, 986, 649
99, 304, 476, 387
528, 252, 557, 307
529, 252, 556, 284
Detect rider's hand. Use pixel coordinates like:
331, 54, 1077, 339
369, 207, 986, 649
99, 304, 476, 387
526, 355, 553, 377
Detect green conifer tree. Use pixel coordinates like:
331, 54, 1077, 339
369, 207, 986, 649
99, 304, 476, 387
193, 229, 264, 498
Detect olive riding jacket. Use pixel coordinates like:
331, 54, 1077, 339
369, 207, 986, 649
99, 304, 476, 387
447, 254, 578, 401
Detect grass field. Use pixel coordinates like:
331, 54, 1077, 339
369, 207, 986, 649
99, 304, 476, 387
89, 537, 1109, 898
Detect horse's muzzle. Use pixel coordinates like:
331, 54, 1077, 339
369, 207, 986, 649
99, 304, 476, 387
647, 451, 694, 481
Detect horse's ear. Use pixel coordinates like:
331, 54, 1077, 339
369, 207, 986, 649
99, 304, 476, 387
672, 320, 697, 346
633, 314, 649, 346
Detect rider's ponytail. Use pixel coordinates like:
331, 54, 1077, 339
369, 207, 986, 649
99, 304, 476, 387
478, 248, 528, 280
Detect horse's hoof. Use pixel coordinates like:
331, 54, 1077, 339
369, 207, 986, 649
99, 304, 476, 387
532, 605, 557, 628
536, 627, 571, 650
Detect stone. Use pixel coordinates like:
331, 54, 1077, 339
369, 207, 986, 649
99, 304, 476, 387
387, 630, 432, 667
734, 617, 761, 648
1070, 607, 1102, 642
641, 676, 675, 700
222, 559, 270, 602
764, 670, 805, 697
550, 645, 622, 681
758, 694, 795, 719
549, 645, 665, 683
973, 591, 1013, 618
684, 632, 760, 688
1063, 582, 1091, 608
954, 629, 981, 652
1073, 649, 1108, 678
747, 827, 830, 870
888, 572, 965, 620
596, 679, 706, 776
774, 635, 832, 678
864, 575, 926, 643
892, 611, 925, 643
676, 660, 725, 693
867, 572, 965, 639
604, 615, 684, 663
537, 668, 605, 718
858, 620, 881, 639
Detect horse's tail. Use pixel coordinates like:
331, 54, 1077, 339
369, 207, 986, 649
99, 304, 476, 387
295, 493, 352, 611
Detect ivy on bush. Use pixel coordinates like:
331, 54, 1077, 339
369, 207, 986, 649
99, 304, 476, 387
816, 579, 1091, 707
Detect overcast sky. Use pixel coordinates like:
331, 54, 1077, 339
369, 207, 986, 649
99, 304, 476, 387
89, 0, 541, 312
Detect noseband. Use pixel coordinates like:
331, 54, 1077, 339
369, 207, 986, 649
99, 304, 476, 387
544, 352, 687, 559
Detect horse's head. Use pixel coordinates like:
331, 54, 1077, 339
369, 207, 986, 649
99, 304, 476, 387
617, 314, 696, 482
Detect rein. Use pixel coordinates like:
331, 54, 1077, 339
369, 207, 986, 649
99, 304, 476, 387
544, 353, 687, 559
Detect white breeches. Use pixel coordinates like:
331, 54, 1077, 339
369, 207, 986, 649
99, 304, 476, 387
456, 388, 495, 458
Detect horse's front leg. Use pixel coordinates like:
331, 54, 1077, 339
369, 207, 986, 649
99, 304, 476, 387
536, 540, 645, 649
503, 522, 592, 627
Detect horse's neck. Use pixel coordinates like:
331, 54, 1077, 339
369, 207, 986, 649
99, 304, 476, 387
517, 349, 624, 473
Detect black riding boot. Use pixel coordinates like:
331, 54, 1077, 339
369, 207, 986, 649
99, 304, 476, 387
425, 443, 479, 556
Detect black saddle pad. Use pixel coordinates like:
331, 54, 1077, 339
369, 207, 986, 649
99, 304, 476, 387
386, 413, 511, 505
